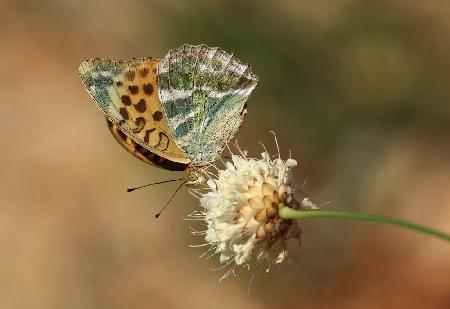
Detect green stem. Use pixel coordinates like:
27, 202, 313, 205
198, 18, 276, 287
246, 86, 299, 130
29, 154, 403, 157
278, 206, 450, 242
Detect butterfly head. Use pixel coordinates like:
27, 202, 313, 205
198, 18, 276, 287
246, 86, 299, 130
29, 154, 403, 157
185, 167, 206, 186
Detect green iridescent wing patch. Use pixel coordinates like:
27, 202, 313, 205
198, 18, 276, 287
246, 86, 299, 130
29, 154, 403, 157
157, 44, 258, 166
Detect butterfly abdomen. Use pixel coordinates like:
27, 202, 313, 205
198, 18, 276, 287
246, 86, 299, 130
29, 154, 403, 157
107, 120, 187, 171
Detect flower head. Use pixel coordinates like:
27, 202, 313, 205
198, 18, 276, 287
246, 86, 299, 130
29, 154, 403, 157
188, 146, 316, 278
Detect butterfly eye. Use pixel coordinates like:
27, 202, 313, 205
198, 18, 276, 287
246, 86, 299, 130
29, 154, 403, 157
188, 171, 199, 182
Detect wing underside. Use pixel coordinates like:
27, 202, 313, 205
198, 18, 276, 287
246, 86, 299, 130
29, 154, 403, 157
79, 58, 190, 164
157, 44, 258, 166
106, 120, 187, 171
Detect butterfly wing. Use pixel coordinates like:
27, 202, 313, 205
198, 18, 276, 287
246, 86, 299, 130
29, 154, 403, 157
79, 58, 191, 164
106, 120, 187, 171
157, 44, 258, 166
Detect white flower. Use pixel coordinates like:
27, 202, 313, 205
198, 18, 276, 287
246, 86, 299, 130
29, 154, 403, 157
188, 146, 316, 279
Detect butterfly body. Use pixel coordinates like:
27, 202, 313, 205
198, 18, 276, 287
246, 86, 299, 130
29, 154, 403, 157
80, 44, 258, 181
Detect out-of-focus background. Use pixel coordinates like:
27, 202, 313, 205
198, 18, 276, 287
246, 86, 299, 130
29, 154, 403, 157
2, 1, 450, 308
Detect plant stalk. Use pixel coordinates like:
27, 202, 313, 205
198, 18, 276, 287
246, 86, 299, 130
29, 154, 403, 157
278, 206, 450, 242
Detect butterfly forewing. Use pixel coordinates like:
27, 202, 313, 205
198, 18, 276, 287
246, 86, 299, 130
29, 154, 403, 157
79, 58, 190, 164
106, 120, 187, 171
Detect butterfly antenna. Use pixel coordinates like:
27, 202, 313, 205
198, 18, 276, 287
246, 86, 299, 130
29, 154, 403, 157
155, 179, 187, 218
127, 178, 184, 192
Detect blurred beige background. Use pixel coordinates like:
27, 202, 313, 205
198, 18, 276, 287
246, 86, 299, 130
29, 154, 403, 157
1, 0, 450, 308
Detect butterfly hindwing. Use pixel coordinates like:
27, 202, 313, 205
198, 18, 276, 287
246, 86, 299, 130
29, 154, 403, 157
79, 58, 190, 164
157, 44, 258, 166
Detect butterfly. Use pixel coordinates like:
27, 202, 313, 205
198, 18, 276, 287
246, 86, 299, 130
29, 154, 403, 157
79, 44, 258, 186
